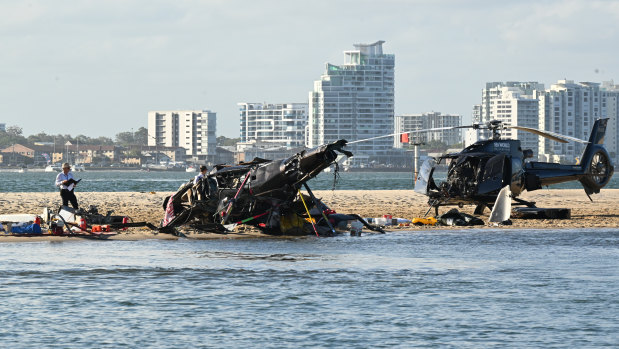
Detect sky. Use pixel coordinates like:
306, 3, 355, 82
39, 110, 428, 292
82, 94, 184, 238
1, 0, 618, 138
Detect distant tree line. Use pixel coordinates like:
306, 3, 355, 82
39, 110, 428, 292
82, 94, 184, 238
0, 126, 149, 149
0, 125, 242, 150
217, 136, 240, 146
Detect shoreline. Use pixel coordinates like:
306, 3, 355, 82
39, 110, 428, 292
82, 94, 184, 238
1, 189, 618, 242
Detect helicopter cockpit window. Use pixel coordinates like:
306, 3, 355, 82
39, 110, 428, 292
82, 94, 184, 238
477, 154, 507, 195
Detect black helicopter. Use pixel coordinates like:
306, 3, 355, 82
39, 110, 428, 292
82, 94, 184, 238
413, 118, 614, 215
160, 140, 385, 236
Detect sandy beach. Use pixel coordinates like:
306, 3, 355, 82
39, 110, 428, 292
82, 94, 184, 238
1, 189, 618, 241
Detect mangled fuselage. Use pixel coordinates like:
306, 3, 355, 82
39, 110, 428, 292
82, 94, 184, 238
160, 140, 383, 236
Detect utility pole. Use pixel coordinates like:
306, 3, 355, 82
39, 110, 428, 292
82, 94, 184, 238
411, 140, 425, 187
65, 141, 72, 164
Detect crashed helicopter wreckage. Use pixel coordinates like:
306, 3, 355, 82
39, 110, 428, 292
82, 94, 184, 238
159, 140, 385, 236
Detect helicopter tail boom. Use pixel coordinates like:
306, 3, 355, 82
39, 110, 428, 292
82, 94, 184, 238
525, 118, 614, 195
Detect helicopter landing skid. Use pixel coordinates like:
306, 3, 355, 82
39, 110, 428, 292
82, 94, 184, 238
474, 204, 488, 215
513, 197, 537, 208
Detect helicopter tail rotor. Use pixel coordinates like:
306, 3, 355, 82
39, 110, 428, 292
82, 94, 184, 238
577, 119, 614, 196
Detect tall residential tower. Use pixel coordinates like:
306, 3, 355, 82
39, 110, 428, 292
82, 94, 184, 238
307, 41, 395, 162
538, 80, 606, 161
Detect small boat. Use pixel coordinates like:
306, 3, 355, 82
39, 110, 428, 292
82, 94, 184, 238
44, 165, 61, 172
186, 166, 197, 173
72, 164, 86, 172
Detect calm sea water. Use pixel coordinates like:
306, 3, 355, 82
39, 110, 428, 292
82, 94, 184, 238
0, 229, 617, 348
1, 170, 618, 192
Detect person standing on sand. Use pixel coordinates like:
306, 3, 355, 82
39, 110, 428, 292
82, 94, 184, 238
194, 165, 208, 184
55, 163, 79, 209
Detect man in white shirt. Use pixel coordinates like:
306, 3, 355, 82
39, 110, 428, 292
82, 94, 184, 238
194, 165, 208, 184
55, 163, 80, 209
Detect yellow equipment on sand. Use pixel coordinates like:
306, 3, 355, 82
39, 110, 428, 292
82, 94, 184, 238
412, 217, 437, 226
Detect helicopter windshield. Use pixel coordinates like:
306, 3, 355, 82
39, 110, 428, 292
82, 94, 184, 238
414, 158, 436, 194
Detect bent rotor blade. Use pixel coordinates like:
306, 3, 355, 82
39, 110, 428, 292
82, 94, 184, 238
508, 125, 588, 144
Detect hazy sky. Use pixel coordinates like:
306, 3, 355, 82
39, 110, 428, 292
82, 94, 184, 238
2, 0, 618, 138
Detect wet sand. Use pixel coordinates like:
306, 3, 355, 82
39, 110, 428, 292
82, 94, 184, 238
1, 189, 618, 241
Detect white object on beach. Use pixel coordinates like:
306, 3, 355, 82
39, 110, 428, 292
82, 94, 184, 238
489, 185, 512, 223
223, 223, 237, 231
0, 214, 36, 223
369, 217, 411, 226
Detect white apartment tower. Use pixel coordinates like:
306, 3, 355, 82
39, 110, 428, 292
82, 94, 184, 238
147, 110, 217, 162
601, 81, 619, 164
238, 103, 307, 148
480, 82, 545, 124
395, 112, 462, 148
307, 41, 395, 157
474, 82, 544, 157
538, 80, 606, 162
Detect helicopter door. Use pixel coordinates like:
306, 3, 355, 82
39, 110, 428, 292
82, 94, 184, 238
414, 158, 436, 195
477, 154, 507, 195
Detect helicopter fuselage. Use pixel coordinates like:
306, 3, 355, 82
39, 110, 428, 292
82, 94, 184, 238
416, 118, 614, 213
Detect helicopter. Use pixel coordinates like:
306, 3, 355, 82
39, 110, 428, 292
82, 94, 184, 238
159, 139, 385, 236
412, 118, 614, 216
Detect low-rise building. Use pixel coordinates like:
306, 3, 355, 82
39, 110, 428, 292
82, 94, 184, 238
0, 144, 54, 165
215, 146, 236, 165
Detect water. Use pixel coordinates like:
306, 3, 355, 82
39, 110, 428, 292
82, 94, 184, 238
1, 170, 618, 192
1, 229, 617, 348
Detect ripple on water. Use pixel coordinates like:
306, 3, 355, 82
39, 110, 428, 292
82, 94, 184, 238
0, 229, 617, 348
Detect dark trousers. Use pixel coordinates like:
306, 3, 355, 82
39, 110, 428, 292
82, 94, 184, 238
60, 189, 79, 209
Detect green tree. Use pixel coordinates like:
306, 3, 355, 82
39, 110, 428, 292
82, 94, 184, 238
217, 136, 240, 146
6, 126, 23, 137
420, 140, 448, 152
134, 127, 148, 145
0, 125, 27, 148
115, 131, 134, 145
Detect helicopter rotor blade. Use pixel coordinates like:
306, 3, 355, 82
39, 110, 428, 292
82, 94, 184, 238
507, 125, 588, 144
347, 125, 474, 145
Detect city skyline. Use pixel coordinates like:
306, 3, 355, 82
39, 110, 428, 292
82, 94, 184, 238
2, 0, 618, 138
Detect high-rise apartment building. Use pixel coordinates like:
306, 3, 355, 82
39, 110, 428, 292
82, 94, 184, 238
472, 104, 482, 124
0, 123, 5, 132
147, 110, 217, 162
538, 80, 606, 161
480, 82, 545, 124
474, 82, 543, 157
395, 112, 461, 147
307, 41, 395, 160
238, 103, 307, 148
601, 81, 619, 164
471, 79, 618, 163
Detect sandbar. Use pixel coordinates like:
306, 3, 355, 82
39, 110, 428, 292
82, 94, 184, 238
1, 189, 618, 241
